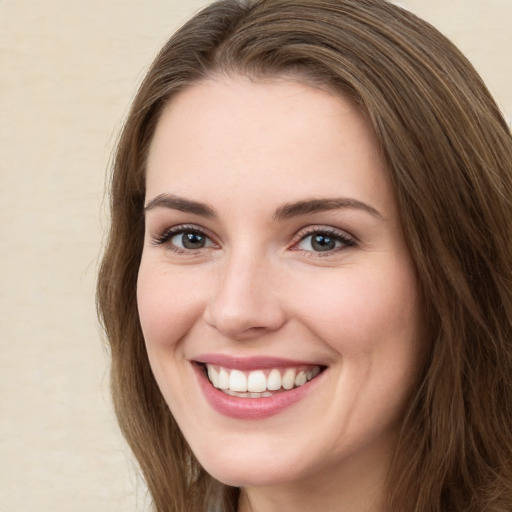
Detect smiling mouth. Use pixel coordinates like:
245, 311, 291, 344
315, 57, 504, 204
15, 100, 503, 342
199, 363, 326, 398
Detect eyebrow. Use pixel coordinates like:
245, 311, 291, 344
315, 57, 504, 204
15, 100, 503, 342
273, 197, 384, 221
144, 193, 384, 220
144, 194, 216, 217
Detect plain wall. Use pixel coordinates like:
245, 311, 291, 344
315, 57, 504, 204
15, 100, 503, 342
0, 1, 510, 511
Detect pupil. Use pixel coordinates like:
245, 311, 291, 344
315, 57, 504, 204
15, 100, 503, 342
312, 234, 335, 251
182, 232, 205, 249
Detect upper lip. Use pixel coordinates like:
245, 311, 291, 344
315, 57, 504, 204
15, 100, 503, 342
193, 353, 326, 371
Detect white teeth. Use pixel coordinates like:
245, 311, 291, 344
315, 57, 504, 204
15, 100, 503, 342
205, 364, 322, 395
267, 368, 282, 391
294, 371, 307, 387
224, 390, 273, 398
247, 370, 267, 392
282, 368, 295, 390
207, 366, 219, 387
218, 368, 229, 389
229, 369, 247, 392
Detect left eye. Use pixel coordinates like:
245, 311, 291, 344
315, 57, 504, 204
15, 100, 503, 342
296, 231, 352, 252
170, 231, 214, 250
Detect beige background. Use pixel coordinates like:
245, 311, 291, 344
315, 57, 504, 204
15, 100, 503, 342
0, 1, 510, 511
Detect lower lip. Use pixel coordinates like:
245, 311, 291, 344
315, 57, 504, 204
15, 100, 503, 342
193, 364, 323, 420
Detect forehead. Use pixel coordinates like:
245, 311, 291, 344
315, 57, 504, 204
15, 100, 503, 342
145, 76, 395, 218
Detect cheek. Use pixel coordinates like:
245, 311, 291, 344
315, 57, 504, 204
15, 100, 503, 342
136, 260, 209, 416
292, 263, 422, 439
136, 260, 205, 350
289, 260, 421, 356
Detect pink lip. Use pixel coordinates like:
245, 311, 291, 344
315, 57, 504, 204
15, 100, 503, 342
192, 360, 325, 420
194, 353, 321, 371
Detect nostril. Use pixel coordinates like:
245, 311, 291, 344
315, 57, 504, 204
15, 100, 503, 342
203, 265, 287, 339
204, 308, 285, 341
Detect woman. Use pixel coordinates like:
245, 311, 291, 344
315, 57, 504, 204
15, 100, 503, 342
97, 0, 512, 511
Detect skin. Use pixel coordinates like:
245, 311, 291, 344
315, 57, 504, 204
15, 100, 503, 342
137, 76, 424, 512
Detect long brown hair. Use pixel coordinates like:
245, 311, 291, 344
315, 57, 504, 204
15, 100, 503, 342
97, 1, 512, 510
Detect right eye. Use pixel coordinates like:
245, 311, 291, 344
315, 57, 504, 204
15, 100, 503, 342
170, 230, 214, 250
152, 225, 217, 254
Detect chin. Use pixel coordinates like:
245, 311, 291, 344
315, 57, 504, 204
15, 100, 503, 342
190, 434, 319, 489
203, 458, 300, 488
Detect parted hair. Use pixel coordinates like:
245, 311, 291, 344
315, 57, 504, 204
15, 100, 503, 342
97, 1, 512, 510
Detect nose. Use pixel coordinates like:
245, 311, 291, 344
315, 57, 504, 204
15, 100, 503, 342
204, 252, 286, 340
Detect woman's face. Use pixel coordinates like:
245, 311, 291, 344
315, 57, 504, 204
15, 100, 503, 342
138, 76, 424, 497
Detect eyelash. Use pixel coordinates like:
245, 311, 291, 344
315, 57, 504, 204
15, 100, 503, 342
151, 224, 357, 256
151, 224, 216, 254
292, 226, 357, 256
